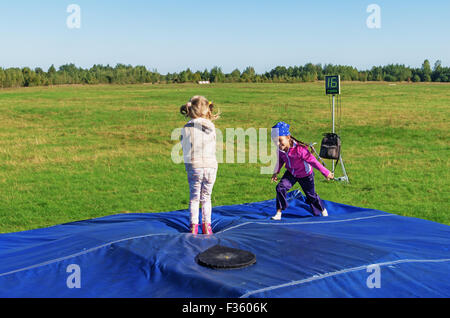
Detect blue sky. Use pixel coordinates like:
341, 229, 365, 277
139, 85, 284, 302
0, 0, 449, 73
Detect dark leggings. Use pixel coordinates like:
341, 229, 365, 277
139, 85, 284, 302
276, 170, 325, 216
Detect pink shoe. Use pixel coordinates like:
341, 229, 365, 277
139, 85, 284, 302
190, 224, 199, 235
202, 223, 213, 235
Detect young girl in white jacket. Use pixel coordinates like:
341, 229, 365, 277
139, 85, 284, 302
180, 96, 219, 235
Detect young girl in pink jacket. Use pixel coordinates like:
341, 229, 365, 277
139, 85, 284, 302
271, 121, 334, 220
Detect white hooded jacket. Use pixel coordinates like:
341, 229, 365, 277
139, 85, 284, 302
180, 117, 218, 169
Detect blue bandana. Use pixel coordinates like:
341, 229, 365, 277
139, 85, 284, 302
272, 121, 290, 137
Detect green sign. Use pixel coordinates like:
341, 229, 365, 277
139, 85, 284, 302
325, 75, 340, 95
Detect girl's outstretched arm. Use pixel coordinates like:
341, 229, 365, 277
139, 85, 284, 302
298, 146, 331, 178
273, 151, 285, 175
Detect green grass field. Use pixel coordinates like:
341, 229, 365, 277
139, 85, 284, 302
0, 82, 449, 233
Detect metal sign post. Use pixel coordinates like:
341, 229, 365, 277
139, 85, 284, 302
324, 75, 349, 183
332, 94, 336, 172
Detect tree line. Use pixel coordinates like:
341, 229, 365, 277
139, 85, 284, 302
0, 59, 448, 88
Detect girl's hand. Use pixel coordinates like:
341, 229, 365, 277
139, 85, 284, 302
271, 173, 278, 183
326, 172, 334, 180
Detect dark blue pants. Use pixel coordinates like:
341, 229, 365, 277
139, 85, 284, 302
276, 170, 325, 216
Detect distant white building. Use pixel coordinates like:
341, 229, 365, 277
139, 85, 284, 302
198, 81, 210, 84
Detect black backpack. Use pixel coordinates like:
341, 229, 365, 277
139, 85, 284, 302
319, 133, 341, 160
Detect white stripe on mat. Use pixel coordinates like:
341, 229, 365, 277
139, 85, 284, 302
216, 214, 395, 234
0, 233, 169, 277
240, 258, 450, 298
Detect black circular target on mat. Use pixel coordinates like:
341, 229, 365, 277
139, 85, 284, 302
196, 244, 256, 269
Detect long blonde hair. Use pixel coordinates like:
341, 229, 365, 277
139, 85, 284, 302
180, 95, 220, 121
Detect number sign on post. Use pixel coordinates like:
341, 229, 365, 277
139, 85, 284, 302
325, 75, 341, 95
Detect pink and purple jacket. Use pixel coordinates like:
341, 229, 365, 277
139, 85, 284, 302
274, 142, 331, 179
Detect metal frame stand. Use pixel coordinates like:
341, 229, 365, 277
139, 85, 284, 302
331, 94, 349, 183
309, 94, 349, 183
